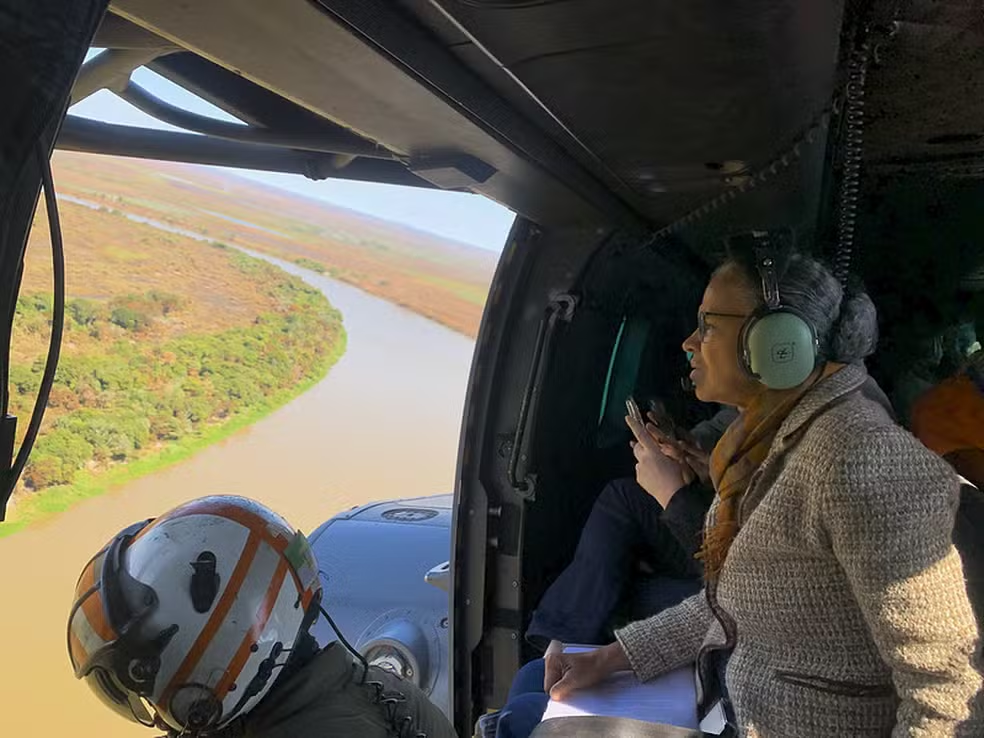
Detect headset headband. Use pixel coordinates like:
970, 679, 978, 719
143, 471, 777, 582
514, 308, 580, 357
755, 250, 782, 310
725, 229, 790, 311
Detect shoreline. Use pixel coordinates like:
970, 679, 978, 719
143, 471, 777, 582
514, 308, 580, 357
3, 185, 486, 537
59, 192, 485, 340
0, 325, 347, 539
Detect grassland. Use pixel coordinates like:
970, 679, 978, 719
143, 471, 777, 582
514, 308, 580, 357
49, 152, 498, 337
2, 198, 346, 533
3, 151, 495, 533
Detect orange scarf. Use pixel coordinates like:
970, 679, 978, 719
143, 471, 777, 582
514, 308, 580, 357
698, 363, 843, 580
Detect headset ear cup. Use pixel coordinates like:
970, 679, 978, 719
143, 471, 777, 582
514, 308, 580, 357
744, 310, 819, 389
738, 314, 758, 379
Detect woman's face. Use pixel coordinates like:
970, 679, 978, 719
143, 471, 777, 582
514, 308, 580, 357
682, 264, 764, 409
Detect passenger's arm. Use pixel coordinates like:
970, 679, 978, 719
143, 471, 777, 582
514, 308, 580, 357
823, 429, 983, 737
614, 589, 712, 682
661, 480, 714, 561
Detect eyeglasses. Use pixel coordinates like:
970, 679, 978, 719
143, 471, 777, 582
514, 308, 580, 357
697, 311, 749, 342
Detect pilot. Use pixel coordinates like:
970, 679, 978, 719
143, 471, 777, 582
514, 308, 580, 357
67, 495, 457, 738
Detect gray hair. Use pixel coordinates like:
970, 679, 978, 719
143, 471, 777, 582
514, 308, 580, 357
719, 252, 879, 364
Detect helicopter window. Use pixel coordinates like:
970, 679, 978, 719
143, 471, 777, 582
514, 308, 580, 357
596, 316, 651, 449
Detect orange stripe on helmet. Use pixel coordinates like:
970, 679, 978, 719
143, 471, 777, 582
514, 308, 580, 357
78, 563, 116, 643
69, 590, 111, 676
160, 533, 262, 709
166, 500, 316, 602
77, 554, 99, 593
150, 500, 316, 609
213, 556, 290, 701
68, 621, 89, 671
161, 500, 290, 552
74, 548, 107, 593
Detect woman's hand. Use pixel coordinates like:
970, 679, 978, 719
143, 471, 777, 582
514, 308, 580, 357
626, 415, 689, 507
543, 642, 631, 700
646, 416, 711, 485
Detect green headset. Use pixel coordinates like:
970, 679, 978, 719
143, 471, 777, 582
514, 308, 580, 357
737, 243, 822, 390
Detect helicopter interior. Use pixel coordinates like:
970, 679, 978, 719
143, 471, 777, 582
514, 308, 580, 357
3, 1, 984, 735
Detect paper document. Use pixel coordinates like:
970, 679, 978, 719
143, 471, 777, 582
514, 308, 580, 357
541, 663, 698, 729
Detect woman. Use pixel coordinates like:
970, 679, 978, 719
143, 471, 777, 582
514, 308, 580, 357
486, 422, 716, 738
545, 251, 983, 736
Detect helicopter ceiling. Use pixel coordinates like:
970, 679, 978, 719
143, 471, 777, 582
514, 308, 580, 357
58, 1, 984, 238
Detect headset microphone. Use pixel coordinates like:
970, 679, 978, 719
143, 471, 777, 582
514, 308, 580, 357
681, 350, 696, 392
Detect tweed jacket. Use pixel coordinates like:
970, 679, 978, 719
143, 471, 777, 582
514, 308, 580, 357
615, 364, 983, 737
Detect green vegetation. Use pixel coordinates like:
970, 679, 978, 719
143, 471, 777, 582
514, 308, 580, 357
1, 336, 345, 539
294, 257, 327, 273
2, 253, 345, 536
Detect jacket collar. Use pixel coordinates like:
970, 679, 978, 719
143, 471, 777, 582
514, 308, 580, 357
732, 364, 872, 525
738, 364, 876, 525
772, 363, 870, 452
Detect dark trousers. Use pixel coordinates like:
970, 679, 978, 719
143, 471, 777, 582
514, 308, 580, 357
495, 660, 549, 738
526, 477, 702, 649
500, 478, 704, 738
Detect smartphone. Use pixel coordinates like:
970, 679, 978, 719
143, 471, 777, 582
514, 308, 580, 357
625, 396, 645, 425
646, 399, 679, 442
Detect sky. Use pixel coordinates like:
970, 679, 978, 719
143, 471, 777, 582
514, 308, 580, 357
69, 52, 516, 253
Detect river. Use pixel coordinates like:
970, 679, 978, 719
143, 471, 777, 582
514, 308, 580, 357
0, 221, 477, 736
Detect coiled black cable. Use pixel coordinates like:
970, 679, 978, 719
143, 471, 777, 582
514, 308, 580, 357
834, 41, 869, 286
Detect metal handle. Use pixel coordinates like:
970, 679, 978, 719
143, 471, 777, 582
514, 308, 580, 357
424, 560, 451, 592
507, 294, 577, 496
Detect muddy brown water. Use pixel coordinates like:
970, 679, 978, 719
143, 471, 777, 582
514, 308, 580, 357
0, 248, 476, 736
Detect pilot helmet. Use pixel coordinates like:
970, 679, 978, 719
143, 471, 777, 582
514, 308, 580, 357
67, 496, 322, 734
